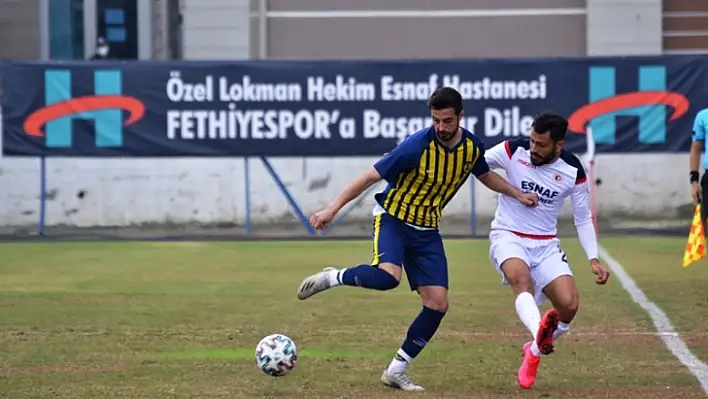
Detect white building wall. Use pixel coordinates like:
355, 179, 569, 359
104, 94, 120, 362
586, 0, 662, 56
180, 0, 250, 60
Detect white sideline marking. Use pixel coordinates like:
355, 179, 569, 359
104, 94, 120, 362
599, 246, 708, 394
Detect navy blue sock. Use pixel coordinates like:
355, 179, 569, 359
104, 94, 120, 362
339, 264, 399, 290
400, 306, 446, 359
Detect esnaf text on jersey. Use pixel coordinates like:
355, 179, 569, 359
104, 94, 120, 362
521, 180, 560, 205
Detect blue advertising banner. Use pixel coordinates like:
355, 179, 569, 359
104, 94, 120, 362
1, 55, 706, 157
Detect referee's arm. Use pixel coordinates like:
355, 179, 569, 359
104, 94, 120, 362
690, 111, 706, 205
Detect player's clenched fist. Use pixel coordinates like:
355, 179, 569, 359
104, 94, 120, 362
310, 208, 336, 230
590, 259, 610, 285
517, 192, 539, 207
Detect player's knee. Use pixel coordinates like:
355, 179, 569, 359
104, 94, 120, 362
555, 293, 579, 320
420, 289, 449, 312
422, 297, 448, 313
545, 276, 579, 320
377, 262, 403, 282
560, 297, 579, 318
506, 274, 533, 294
501, 258, 533, 293
381, 274, 400, 290
510, 278, 533, 294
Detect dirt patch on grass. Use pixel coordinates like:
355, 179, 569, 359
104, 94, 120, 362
150, 242, 207, 249
683, 334, 708, 348
214, 386, 705, 399
3, 363, 137, 376
0, 296, 121, 307
533, 387, 703, 399
438, 321, 664, 345
454, 387, 703, 399
72, 297, 120, 303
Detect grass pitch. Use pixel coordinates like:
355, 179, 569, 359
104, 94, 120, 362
0, 237, 706, 398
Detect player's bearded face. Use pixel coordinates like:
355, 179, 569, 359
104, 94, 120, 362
435, 124, 457, 141
431, 108, 460, 142
529, 131, 562, 166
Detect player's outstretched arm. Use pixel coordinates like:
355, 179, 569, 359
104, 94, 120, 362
327, 167, 382, 215
570, 173, 610, 285
310, 135, 421, 230
310, 167, 382, 230
471, 138, 536, 207
477, 171, 538, 207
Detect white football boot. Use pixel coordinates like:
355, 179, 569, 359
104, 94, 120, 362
296, 267, 338, 300
381, 370, 425, 391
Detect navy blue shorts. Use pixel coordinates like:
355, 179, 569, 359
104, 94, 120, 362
371, 213, 448, 291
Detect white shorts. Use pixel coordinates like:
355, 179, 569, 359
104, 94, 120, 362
488, 230, 573, 305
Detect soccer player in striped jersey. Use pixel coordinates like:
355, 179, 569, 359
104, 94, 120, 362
296, 87, 538, 392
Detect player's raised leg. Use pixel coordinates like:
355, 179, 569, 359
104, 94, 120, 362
489, 231, 559, 389
501, 257, 551, 355
535, 245, 579, 345
542, 276, 577, 342
499, 256, 555, 389
297, 214, 403, 300
489, 232, 553, 356
381, 229, 448, 392
525, 244, 576, 350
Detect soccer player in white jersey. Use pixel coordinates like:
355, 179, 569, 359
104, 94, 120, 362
484, 112, 611, 389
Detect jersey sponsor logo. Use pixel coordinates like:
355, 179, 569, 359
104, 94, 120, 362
521, 180, 560, 204
518, 158, 536, 168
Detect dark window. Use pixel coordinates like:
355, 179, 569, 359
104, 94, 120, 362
49, 0, 85, 59
96, 0, 139, 59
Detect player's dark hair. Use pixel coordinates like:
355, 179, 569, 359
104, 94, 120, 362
427, 87, 463, 115
532, 112, 568, 142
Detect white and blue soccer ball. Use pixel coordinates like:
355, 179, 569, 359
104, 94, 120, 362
255, 333, 298, 376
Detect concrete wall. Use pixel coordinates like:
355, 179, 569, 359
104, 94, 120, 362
251, 0, 587, 60
586, 0, 662, 56
151, 0, 169, 60
0, 114, 692, 229
0, 0, 41, 59
181, 0, 250, 60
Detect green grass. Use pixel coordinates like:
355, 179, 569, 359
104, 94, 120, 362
601, 237, 708, 364
0, 238, 705, 398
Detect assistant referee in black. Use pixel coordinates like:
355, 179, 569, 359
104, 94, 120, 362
689, 109, 708, 230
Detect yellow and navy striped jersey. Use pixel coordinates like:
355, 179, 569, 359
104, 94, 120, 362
373, 127, 490, 229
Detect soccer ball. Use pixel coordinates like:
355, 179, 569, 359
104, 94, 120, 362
255, 334, 297, 376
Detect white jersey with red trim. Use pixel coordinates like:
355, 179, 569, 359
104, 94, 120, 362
484, 138, 591, 238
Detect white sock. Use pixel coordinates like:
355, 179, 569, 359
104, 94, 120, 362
386, 349, 412, 374
553, 321, 570, 341
327, 269, 345, 286
515, 292, 541, 339
515, 292, 542, 357
530, 342, 542, 357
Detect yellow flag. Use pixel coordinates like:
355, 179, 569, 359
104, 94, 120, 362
683, 204, 706, 267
